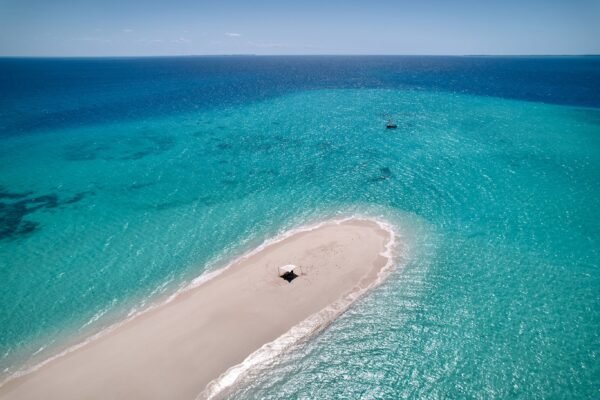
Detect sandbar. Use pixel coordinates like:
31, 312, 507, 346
0, 218, 394, 399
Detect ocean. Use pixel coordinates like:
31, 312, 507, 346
0, 56, 599, 398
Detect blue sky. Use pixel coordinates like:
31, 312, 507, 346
0, 0, 598, 56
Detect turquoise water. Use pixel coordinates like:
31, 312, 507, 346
0, 57, 599, 397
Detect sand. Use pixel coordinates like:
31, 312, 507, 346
0, 218, 394, 400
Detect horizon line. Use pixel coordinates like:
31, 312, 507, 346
1, 54, 599, 59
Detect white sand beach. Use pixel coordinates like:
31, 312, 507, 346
0, 218, 394, 400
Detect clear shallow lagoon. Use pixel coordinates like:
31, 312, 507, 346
0, 56, 599, 397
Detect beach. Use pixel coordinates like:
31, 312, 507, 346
0, 218, 394, 399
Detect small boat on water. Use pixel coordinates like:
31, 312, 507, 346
386, 119, 397, 129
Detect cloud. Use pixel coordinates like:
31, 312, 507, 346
225, 32, 241, 37
172, 37, 191, 44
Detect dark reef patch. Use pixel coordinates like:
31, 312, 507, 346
0, 187, 35, 200
216, 142, 233, 150
380, 167, 393, 177
369, 167, 394, 182
0, 186, 93, 240
63, 134, 176, 162
62, 192, 90, 204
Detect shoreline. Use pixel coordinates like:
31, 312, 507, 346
0, 217, 397, 399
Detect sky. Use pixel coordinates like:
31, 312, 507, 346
0, 0, 599, 56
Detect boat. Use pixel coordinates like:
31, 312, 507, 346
386, 119, 397, 129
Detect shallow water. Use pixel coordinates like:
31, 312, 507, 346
0, 57, 599, 397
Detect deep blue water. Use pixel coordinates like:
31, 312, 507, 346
2, 56, 600, 136
0, 56, 599, 398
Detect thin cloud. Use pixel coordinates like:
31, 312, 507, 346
172, 37, 191, 44
225, 32, 241, 37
